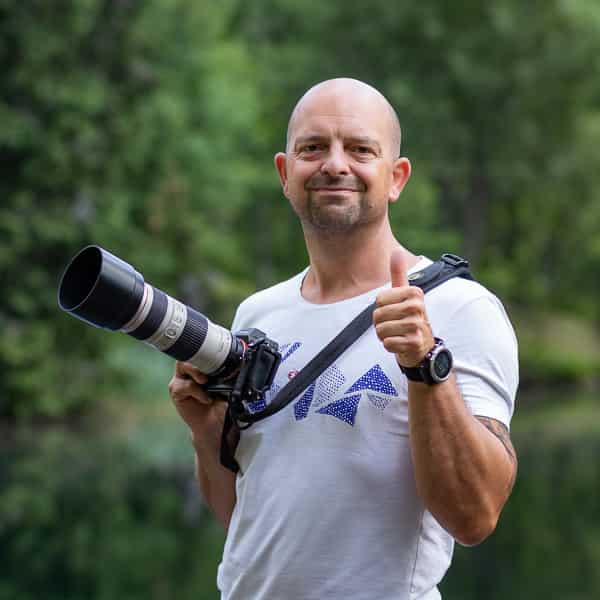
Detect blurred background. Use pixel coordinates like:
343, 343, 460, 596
1, 1, 600, 598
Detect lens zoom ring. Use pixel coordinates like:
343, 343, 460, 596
130, 287, 168, 340
165, 307, 209, 361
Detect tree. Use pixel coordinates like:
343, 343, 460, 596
233, 0, 600, 315
0, 0, 264, 419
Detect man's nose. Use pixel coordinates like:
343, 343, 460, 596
320, 143, 350, 176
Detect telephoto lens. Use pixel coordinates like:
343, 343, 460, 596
57, 245, 245, 377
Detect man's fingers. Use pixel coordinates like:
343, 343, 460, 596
375, 318, 420, 340
175, 361, 208, 385
169, 376, 212, 405
390, 249, 409, 288
373, 295, 425, 322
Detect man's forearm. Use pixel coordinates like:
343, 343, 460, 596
408, 375, 516, 546
193, 437, 237, 531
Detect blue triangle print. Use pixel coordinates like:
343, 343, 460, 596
345, 364, 397, 396
314, 364, 346, 407
247, 398, 267, 413
316, 394, 361, 426
281, 341, 302, 363
294, 383, 315, 421
367, 393, 391, 412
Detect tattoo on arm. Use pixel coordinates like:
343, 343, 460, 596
475, 416, 518, 492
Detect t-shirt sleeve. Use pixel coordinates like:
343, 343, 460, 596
230, 294, 260, 332
230, 305, 243, 332
439, 294, 519, 427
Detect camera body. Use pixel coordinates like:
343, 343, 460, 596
204, 328, 281, 412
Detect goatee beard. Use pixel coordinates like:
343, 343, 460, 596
304, 191, 373, 234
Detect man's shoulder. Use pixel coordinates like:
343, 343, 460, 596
414, 256, 496, 308
427, 274, 492, 302
425, 271, 515, 338
232, 269, 306, 329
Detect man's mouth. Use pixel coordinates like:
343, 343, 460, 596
305, 176, 366, 192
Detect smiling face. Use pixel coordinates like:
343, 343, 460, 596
275, 79, 410, 235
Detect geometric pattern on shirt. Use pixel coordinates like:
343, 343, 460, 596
280, 341, 302, 363
266, 338, 398, 427
313, 364, 346, 407
366, 392, 391, 412
315, 393, 362, 426
247, 397, 267, 413
292, 363, 398, 427
294, 382, 315, 421
344, 364, 398, 396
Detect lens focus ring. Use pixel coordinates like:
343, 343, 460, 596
165, 306, 209, 362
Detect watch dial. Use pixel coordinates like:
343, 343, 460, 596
433, 350, 452, 379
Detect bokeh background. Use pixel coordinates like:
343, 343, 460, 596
2, 1, 600, 598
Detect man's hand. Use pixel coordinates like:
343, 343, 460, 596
373, 249, 435, 367
169, 361, 238, 530
168, 361, 228, 452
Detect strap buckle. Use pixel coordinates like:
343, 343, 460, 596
441, 253, 469, 269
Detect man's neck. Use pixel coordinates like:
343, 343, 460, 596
300, 221, 419, 304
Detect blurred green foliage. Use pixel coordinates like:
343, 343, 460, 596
235, 0, 600, 311
2, 0, 600, 419
1, 0, 600, 597
0, 428, 223, 600
444, 427, 600, 599
0, 0, 266, 419
3, 0, 600, 420
2, 421, 600, 600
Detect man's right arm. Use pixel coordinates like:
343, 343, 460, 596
169, 361, 237, 530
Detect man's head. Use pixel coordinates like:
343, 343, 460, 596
275, 78, 410, 235
286, 79, 402, 159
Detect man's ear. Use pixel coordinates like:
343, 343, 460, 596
274, 152, 289, 196
389, 157, 411, 203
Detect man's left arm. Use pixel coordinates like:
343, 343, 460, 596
405, 378, 517, 546
374, 250, 517, 546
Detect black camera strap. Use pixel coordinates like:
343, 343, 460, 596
220, 253, 474, 472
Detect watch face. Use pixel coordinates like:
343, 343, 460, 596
432, 349, 452, 381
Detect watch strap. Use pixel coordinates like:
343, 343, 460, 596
399, 363, 433, 384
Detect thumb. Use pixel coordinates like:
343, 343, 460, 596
390, 249, 409, 288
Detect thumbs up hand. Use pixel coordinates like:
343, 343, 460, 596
390, 246, 410, 288
374, 249, 435, 368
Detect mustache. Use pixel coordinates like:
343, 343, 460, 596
305, 174, 366, 192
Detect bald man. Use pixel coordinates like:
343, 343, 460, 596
169, 78, 518, 599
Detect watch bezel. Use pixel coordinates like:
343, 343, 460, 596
399, 337, 453, 385
425, 342, 453, 384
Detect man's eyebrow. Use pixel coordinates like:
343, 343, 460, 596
346, 136, 382, 153
294, 134, 326, 148
293, 134, 382, 153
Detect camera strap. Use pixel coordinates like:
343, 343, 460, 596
220, 253, 474, 472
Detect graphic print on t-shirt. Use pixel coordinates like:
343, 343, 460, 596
256, 341, 399, 426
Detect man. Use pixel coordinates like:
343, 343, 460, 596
169, 78, 518, 599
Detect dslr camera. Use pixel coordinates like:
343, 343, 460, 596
58, 246, 281, 420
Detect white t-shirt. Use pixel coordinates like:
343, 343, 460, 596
217, 258, 518, 600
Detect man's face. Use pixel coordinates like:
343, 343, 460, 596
275, 87, 409, 235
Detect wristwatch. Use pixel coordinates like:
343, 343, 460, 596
399, 338, 453, 385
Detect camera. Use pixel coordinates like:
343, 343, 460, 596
57, 246, 281, 415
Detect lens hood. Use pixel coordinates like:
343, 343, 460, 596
58, 245, 145, 330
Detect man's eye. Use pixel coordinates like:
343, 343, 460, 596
354, 146, 372, 154
303, 144, 321, 152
